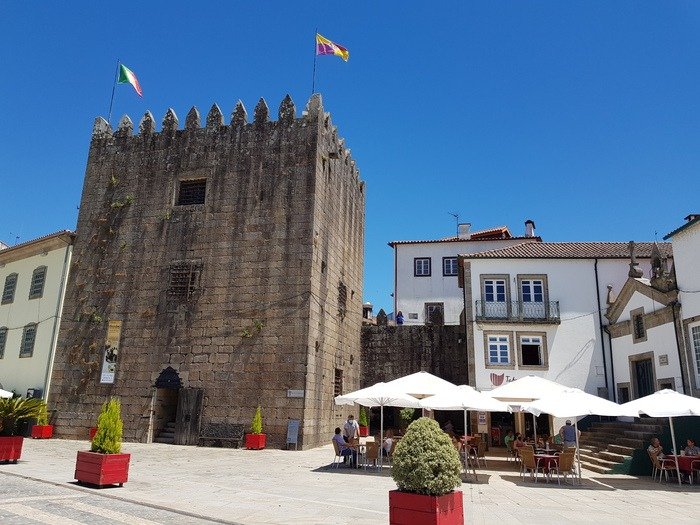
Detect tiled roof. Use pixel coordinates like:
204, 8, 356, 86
388, 226, 541, 247
0, 230, 75, 256
664, 214, 700, 240
462, 241, 672, 259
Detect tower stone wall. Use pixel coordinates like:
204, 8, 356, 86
48, 94, 364, 448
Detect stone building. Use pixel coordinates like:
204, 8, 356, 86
48, 94, 365, 449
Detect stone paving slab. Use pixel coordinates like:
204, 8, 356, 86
1, 439, 698, 525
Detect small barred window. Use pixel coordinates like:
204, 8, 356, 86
169, 261, 202, 300
29, 266, 47, 299
176, 179, 207, 206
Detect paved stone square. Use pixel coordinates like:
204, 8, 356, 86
1, 439, 697, 524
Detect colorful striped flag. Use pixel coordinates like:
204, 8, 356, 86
118, 64, 143, 97
316, 34, 349, 62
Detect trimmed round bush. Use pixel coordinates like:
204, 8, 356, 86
391, 417, 462, 496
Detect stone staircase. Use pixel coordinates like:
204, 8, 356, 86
154, 421, 176, 444
578, 418, 669, 474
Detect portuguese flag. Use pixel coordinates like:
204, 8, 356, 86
118, 64, 143, 97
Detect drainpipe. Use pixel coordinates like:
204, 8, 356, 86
43, 240, 73, 401
670, 302, 689, 395
603, 325, 616, 401
594, 259, 610, 398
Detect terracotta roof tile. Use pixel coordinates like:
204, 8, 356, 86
388, 226, 540, 247
462, 242, 672, 259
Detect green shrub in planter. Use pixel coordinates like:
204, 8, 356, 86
358, 406, 369, 427
0, 397, 46, 436
91, 398, 123, 454
250, 406, 263, 434
391, 417, 462, 496
36, 403, 49, 426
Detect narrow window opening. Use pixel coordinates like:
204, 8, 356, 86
29, 266, 47, 299
176, 179, 207, 206
334, 368, 343, 397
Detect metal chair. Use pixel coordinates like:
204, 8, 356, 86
648, 452, 677, 483
364, 441, 380, 470
332, 440, 343, 468
690, 459, 700, 485
519, 447, 542, 482
550, 450, 576, 485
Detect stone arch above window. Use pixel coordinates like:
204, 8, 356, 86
155, 366, 182, 389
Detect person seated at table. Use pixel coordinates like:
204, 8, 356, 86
647, 437, 665, 459
442, 420, 455, 435
536, 436, 547, 449
382, 429, 394, 457
683, 438, 700, 456
514, 433, 526, 448
333, 427, 357, 466
504, 430, 515, 449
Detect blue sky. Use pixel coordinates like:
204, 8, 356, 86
1, 2, 699, 313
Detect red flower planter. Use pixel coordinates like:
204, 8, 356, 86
389, 490, 464, 525
359, 426, 369, 437
75, 450, 130, 487
31, 425, 54, 439
0, 436, 24, 463
89, 427, 98, 440
245, 433, 267, 449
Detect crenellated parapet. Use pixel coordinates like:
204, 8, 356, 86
90, 93, 361, 183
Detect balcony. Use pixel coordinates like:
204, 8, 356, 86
475, 300, 560, 324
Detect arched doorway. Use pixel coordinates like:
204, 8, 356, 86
152, 366, 182, 444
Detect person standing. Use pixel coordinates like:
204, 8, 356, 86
343, 414, 360, 443
559, 420, 579, 448
396, 311, 405, 325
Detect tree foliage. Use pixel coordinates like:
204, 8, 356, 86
358, 406, 369, 427
250, 406, 263, 434
0, 397, 47, 436
391, 417, 462, 496
91, 398, 123, 454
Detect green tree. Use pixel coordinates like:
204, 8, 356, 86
250, 406, 263, 434
358, 406, 369, 427
392, 417, 462, 496
91, 398, 123, 454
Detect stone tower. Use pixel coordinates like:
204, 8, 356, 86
49, 94, 365, 449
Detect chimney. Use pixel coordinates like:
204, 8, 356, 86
684, 214, 700, 223
525, 220, 536, 237
458, 223, 471, 240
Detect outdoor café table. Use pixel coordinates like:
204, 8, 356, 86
534, 454, 559, 481
666, 455, 700, 476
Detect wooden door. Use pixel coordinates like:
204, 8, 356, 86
634, 359, 654, 398
174, 388, 203, 445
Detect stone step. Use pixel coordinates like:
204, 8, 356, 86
597, 451, 627, 463
165, 421, 176, 428
579, 459, 613, 474
590, 422, 667, 434
154, 437, 175, 444
579, 454, 621, 468
158, 431, 175, 439
608, 444, 636, 455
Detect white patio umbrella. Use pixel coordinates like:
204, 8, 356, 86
420, 385, 512, 442
335, 382, 422, 467
487, 375, 570, 442
0, 388, 13, 399
521, 388, 631, 483
384, 371, 458, 398
620, 389, 700, 486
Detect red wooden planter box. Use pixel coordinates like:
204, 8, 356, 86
245, 433, 266, 449
389, 490, 464, 525
31, 425, 54, 439
0, 436, 24, 463
89, 427, 98, 440
359, 426, 369, 437
75, 451, 130, 487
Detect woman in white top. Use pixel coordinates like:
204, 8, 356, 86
383, 429, 394, 456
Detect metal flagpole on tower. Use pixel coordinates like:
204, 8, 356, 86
107, 59, 120, 126
311, 29, 318, 94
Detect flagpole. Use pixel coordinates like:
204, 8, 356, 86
311, 29, 318, 94
107, 59, 120, 126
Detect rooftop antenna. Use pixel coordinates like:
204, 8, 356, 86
448, 212, 459, 233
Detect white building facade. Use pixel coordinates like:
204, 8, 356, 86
460, 242, 668, 399
390, 221, 539, 325
0, 231, 74, 399
665, 213, 700, 396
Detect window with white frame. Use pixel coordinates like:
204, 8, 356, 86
692, 325, 700, 376
414, 258, 431, 277
520, 279, 544, 303
487, 335, 510, 365
484, 279, 506, 302
442, 257, 458, 276
520, 335, 543, 366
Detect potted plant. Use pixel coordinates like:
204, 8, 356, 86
0, 397, 46, 463
358, 406, 370, 437
245, 406, 266, 449
390, 417, 464, 525
75, 398, 130, 487
31, 402, 54, 439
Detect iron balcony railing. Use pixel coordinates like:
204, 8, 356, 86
475, 300, 560, 323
